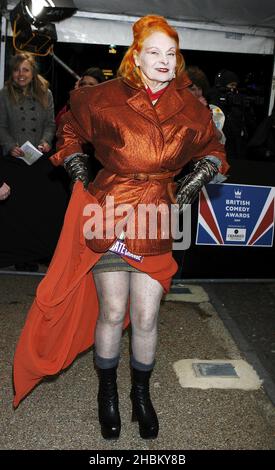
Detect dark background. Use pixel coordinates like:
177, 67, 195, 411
49, 44, 273, 121
5, 38, 272, 120
50, 45, 273, 123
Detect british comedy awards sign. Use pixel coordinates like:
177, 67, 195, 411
196, 183, 275, 247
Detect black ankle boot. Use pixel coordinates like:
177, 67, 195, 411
97, 367, 121, 439
131, 368, 159, 439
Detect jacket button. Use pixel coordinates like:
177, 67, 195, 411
21, 128, 25, 131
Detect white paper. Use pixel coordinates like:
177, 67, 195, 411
19, 141, 43, 165
209, 104, 225, 131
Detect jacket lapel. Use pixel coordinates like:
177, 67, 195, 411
123, 72, 192, 127
155, 74, 191, 124
126, 88, 161, 127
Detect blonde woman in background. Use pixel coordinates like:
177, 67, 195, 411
0, 52, 68, 271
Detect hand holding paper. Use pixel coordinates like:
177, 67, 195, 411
19, 141, 43, 165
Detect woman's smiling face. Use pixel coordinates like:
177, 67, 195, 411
135, 31, 177, 88
12, 60, 33, 89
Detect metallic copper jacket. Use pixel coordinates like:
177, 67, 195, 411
51, 74, 228, 255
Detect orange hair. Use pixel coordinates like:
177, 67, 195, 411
118, 15, 185, 87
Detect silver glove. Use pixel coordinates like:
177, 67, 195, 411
176, 159, 219, 211
63, 154, 89, 190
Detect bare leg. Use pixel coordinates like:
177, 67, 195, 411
93, 270, 130, 439
93, 271, 130, 366
129, 272, 163, 439
129, 272, 164, 369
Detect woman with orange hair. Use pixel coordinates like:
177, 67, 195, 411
13, 15, 228, 440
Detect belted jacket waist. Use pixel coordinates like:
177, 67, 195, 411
118, 168, 181, 182
85, 167, 181, 255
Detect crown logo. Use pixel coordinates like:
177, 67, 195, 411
234, 189, 242, 198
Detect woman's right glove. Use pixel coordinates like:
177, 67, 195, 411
63, 154, 89, 190
176, 158, 219, 211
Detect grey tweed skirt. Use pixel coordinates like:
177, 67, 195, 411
92, 251, 140, 274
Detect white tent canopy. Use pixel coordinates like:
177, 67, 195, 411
74, 0, 275, 32
57, 0, 275, 55
5, 0, 275, 53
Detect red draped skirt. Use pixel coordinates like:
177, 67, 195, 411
13, 182, 177, 407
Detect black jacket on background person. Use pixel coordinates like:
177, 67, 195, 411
207, 86, 257, 160
247, 110, 275, 161
207, 70, 257, 160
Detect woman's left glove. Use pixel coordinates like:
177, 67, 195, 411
63, 154, 89, 190
176, 158, 219, 211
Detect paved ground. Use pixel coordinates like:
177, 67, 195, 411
205, 283, 275, 381
0, 274, 275, 452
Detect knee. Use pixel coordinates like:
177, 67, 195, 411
132, 311, 157, 334
100, 306, 126, 326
